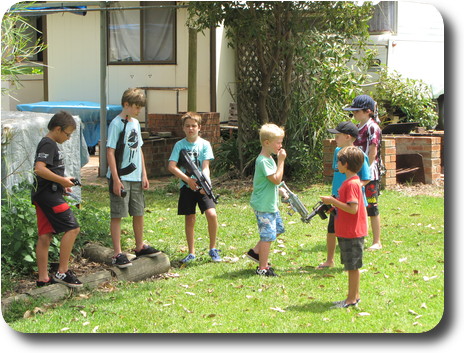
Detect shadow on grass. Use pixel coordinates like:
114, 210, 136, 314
285, 301, 334, 313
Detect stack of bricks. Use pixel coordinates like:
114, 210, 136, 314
144, 112, 221, 177
323, 135, 442, 187
381, 138, 396, 187
141, 137, 181, 177
383, 135, 442, 185
323, 138, 396, 188
147, 112, 220, 145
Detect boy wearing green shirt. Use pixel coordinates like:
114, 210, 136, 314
247, 123, 287, 276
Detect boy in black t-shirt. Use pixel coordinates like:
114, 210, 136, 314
31, 111, 82, 288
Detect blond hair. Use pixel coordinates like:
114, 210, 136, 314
121, 88, 146, 107
259, 123, 285, 145
181, 112, 202, 126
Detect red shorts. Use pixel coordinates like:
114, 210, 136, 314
33, 199, 79, 236
35, 202, 55, 235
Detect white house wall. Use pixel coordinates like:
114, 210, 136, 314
370, 1, 444, 97
46, 5, 220, 122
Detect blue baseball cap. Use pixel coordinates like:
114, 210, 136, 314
343, 95, 375, 111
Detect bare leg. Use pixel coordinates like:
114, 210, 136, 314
204, 208, 218, 249
58, 227, 80, 273
110, 218, 122, 256
133, 215, 144, 251
317, 232, 336, 268
368, 215, 382, 250
258, 241, 271, 269
36, 233, 52, 281
346, 269, 360, 305
185, 214, 196, 254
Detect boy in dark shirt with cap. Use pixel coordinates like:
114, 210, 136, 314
343, 95, 383, 251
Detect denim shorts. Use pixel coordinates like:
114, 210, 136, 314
254, 210, 285, 242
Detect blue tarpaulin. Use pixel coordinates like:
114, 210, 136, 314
17, 101, 122, 147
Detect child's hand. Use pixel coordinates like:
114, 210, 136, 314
279, 187, 289, 200
61, 176, 76, 188
277, 148, 287, 161
320, 196, 334, 205
187, 177, 199, 191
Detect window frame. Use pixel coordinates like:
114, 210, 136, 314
107, 1, 177, 66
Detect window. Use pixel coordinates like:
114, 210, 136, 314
108, 1, 176, 64
368, 1, 397, 34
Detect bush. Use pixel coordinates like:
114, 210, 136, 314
1, 183, 60, 275
373, 67, 439, 129
1, 183, 112, 276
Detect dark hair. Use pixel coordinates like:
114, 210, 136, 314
337, 146, 364, 174
48, 111, 76, 131
121, 88, 146, 107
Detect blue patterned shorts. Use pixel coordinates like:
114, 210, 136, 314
254, 211, 285, 242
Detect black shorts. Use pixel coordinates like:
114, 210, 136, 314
178, 186, 216, 215
33, 191, 79, 235
365, 180, 380, 216
337, 237, 365, 271
327, 213, 335, 234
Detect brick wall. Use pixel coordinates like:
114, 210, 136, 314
323, 135, 442, 187
147, 112, 220, 145
383, 135, 442, 184
144, 112, 221, 177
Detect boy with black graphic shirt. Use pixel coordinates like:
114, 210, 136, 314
32, 111, 82, 287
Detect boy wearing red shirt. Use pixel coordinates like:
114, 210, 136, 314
320, 146, 368, 308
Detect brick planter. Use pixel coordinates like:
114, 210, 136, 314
147, 112, 220, 145
323, 134, 443, 187
144, 112, 221, 177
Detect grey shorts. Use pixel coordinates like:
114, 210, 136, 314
337, 236, 365, 271
109, 180, 145, 218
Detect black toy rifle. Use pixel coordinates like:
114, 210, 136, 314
278, 181, 312, 223
178, 149, 219, 204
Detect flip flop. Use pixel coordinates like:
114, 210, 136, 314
316, 264, 334, 270
367, 244, 382, 251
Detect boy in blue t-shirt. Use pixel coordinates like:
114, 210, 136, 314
316, 121, 370, 270
247, 123, 287, 277
168, 112, 221, 263
106, 88, 160, 268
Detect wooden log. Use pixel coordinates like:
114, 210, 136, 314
2, 244, 170, 316
82, 243, 171, 282
110, 255, 171, 282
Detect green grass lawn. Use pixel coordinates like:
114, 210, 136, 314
6, 182, 444, 333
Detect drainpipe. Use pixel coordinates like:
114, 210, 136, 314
187, 27, 197, 112
99, 1, 107, 177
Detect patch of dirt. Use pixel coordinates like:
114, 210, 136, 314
386, 179, 444, 197
3, 256, 112, 298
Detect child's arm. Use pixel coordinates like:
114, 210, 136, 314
140, 150, 149, 190
267, 148, 287, 185
168, 160, 199, 191
320, 196, 359, 215
34, 161, 75, 188
107, 147, 123, 196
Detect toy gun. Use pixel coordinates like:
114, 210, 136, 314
178, 149, 219, 204
279, 182, 335, 223
306, 201, 335, 222
278, 181, 312, 223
